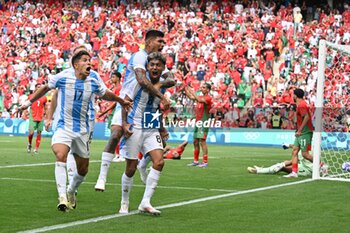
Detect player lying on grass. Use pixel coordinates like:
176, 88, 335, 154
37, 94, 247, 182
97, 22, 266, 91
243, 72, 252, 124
137, 141, 188, 184
247, 143, 313, 177
163, 141, 188, 160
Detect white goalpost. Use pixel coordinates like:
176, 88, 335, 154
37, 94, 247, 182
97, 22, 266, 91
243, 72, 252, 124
312, 40, 350, 182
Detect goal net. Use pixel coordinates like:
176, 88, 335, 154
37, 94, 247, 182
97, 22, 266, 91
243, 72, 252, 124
312, 40, 350, 181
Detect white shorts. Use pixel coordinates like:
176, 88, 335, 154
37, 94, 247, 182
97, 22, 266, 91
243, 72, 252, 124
120, 128, 163, 160
89, 120, 95, 134
52, 128, 92, 159
111, 104, 122, 126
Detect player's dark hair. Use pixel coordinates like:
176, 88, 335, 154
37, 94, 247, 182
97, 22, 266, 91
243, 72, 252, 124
204, 83, 212, 90
147, 52, 166, 65
145, 30, 164, 41
73, 45, 87, 54
111, 70, 121, 79
71, 50, 91, 67
293, 88, 304, 98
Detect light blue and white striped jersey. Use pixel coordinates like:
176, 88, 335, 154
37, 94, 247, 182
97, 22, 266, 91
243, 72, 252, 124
124, 74, 165, 129
121, 49, 169, 97
123, 49, 148, 85
49, 68, 107, 134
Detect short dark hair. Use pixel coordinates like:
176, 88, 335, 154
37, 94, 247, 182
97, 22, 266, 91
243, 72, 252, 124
111, 70, 121, 79
293, 88, 304, 98
71, 50, 91, 66
147, 52, 166, 65
145, 30, 164, 41
73, 45, 87, 54
204, 83, 212, 90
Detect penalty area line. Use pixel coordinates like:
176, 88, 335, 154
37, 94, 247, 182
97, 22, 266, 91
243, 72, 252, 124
18, 179, 313, 233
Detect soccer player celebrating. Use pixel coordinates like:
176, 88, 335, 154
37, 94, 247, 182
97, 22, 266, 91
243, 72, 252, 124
46, 45, 96, 194
118, 52, 167, 215
19, 50, 132, 212
27, 83, 47, 154
283, 88, 313, 178
184, 83, 213, 167
94, 29, 175, 192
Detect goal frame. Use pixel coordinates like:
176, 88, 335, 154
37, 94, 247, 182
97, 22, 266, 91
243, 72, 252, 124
312, 40, 350, 181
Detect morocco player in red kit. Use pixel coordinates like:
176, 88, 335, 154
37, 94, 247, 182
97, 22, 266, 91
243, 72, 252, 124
163, 141, 188, 159
27, 84, 47, 154
284, 88, 313, 178
184, 83, 212, 167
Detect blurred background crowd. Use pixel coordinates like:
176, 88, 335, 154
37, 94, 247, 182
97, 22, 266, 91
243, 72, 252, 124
0, 0, 349, 131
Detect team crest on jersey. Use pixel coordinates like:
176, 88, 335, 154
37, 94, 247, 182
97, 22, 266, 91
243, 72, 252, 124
66, 83, 74, 89
143, 110, 161, 129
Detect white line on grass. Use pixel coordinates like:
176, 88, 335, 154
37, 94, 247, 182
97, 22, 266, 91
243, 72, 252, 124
0, 160, 101, 169
18, 179, 313, 233
1, 177, 237, 193
0, 158, 219, 169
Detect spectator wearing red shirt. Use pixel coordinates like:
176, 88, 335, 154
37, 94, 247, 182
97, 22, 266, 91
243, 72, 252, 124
263, 65, 273, 91
253, 93, 264, 108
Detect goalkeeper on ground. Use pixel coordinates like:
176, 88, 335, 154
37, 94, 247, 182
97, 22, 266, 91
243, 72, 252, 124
247, 143, 314, 176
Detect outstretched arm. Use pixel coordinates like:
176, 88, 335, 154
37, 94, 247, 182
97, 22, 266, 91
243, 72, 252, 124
98, 102, 116, 118
101, 89, 132, 112
19, 84, 50, 111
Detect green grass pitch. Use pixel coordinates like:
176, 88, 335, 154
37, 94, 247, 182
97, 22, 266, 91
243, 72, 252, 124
0, 135, 349, 233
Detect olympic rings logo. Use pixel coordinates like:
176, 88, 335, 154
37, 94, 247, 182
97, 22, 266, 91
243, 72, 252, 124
243, 132, 260, 140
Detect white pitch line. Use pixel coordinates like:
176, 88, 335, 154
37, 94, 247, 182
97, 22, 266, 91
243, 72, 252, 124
0, 158, 220, 169
0, 160, 101, 169
18, 179, 313, 233
0, 140, 14, 143
0, 177, 237, 193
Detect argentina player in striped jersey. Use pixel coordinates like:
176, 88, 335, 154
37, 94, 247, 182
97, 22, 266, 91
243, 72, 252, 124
46, 46, 96, 196
118, 52, 167, 215
19, 50, 132, 212
94, 30, 175, 192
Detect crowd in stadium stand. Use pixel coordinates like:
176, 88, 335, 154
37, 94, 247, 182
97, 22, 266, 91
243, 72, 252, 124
0, 0, 349, 131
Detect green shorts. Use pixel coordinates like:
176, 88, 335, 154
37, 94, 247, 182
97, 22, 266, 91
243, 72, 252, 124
298, 162, 312, 177
193, 126, 209, 139
107, 114, 113, 129
293, 132, 313, 152
29, 119, 44, 131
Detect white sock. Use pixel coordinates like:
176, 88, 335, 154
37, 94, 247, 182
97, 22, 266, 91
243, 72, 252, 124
141, 167, 161, 205
68, 173, 85, 194
256, 162, 284, 174
138, 154, 152, 169
256, 167, 273, 174
121, 173, 133, 203
66, 151, 76, 186
55, 162, 67, 198
270, 162, 285, 173
97, 152, 114, 182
